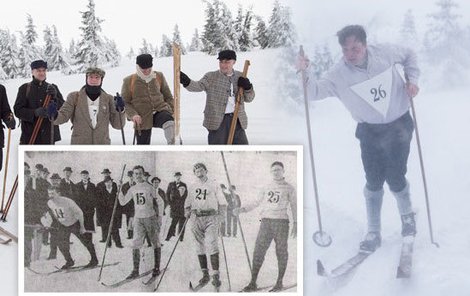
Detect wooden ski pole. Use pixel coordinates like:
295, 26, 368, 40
299, 45, 332, 247
1, 126, 12, 213
0, 176, 18, 221
220, 151, 252, 272
227, 60, 250, 144
154, 218, 189, 292
115, 93, 126, 145
409, 98, 439, 248
2, 95, 52, 221
98, 164, 127, 281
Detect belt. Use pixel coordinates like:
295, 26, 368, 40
224, 113, 234, 117
194, 209, 218, 217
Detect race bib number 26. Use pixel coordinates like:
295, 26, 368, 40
350, 67, 393, 117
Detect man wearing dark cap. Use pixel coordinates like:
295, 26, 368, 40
96, 175, 123, 248
74, 170, 97, 243
96, 168, 119, 242
180, 49, 255, 144
121, 54, 175, 145
59, 167, 74, 199
53, 67, 126, 144
14, 59, 64, 144
165, 171, 188, 242
0, 83, 16, 172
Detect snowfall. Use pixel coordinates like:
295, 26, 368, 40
0, 46, 469, 295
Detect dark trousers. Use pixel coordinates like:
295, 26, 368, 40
166, 216, 186, 241
136, 111, 174, 145
57, 222, 97, 263
101, 224, 122, 246
208, 113, 248, 145
226, 209, 238, 236
48, 227, 59, 257
355, 111, 414, 192
24, 228, 34, 267
251, 219, 289, 284
0, 148, 2, 171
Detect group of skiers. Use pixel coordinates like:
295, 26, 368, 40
0, 49, 254, 152
23, 158, 296, 292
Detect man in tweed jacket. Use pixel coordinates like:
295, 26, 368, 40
180, 50, 255, 144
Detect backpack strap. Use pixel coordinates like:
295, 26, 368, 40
130, 73, 163, 98
26, 82, 32, 98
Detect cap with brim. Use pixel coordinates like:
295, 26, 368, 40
217, 50, 236, 61
31, 60, 48, 70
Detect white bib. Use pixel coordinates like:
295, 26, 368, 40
87, 97, 100, 129
350, 67, 393, 117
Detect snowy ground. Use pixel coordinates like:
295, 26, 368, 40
304, 85, 470, 296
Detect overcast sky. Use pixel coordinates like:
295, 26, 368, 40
0, 0, 280, 52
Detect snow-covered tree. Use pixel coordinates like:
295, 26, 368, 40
254, 16, 269, 49
189, 29, 202, 52
400, 9, 419, 48
159, 34, 172, 57
202, 0, 224, 54
275, 45, 303, 111
0, 30, 20, 78
74, 0, 120, 71
235, 5, 255, 52
311, 44, 334, 80
139, 39, 153, 54
220, 2, 239, 51
267, 0, 296, 48
423, 0, 469, 87
43, 25, 70, 72
172, 24, 186, 55
127, 47, 135, 60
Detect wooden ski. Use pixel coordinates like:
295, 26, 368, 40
172, 43, 183, 145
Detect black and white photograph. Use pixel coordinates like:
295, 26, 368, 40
18, 146, 302, 294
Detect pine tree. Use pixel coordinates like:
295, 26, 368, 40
127, 47, 135, 60
424, 0, 462, 58
25, 14, 38, 46
139, 38, 152, 54
311, 44, 334, 79
0, 30, 20, 78
267, 0, 296, 48
219, 1, 239, 51
189, 29, 202, 52
235, 5, 254, 52
202, 0, 224, 54
423, 0, 469, 87
172, 24, 187, 54
74, 0, 120, 71
400, 10, 419, 49
254, 16, 269, 49
159, 34, 172, 57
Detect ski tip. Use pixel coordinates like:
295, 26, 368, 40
189, 282, 194, 289
317, 259, 326, 276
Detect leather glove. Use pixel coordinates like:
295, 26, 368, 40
47, 101, 58, 120
34, 107, 48, 118
180, 71, 191, 87
46, 85, 57, 98
237, 77, 252, 90
4, 115, 16, 129
114, 93, 125, 112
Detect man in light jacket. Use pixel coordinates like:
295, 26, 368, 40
297, 25, 420, 252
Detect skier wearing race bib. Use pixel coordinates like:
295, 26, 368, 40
118, 165, 162, 279
235, 161, 297, 292
41, 185, 98, 270
297, 25, 419, 252
184, 162, 227, 289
